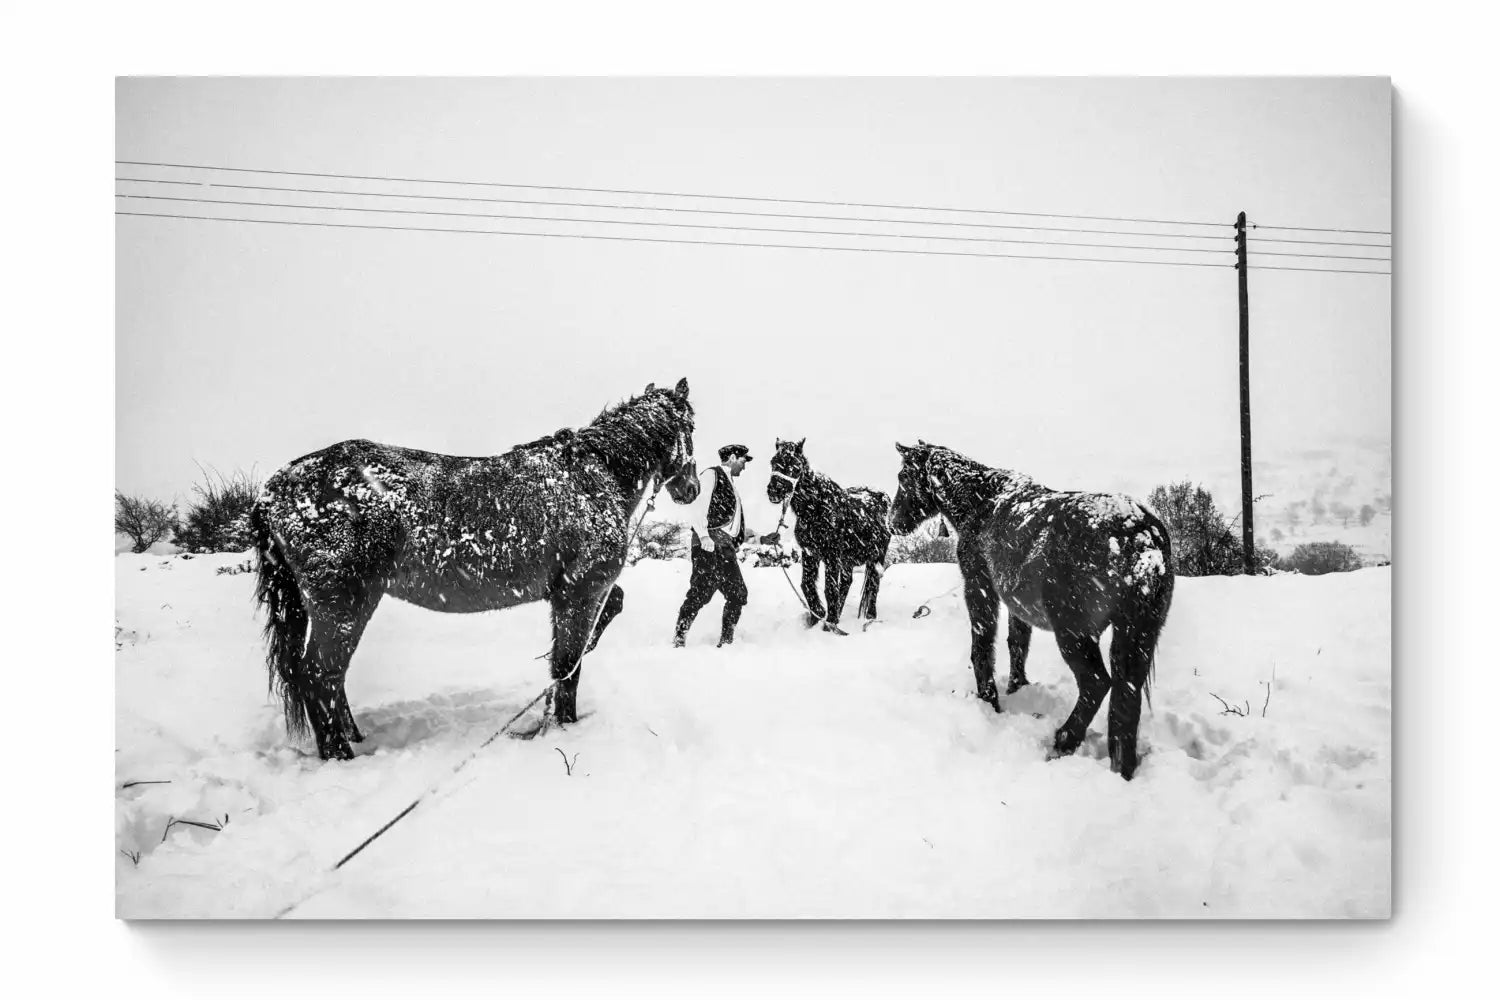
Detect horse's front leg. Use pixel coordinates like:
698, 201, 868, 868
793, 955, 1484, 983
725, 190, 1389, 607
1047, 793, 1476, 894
1006, 615, 1032, 694
824, 560, 854, 628
585, 584, 625, 653
959, 550, 1002, 712
800, 554, 827, 625
549, 570, 619, 724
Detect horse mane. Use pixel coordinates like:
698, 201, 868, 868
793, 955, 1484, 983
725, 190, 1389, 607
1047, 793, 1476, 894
926, 447, 1031, 525
510, 390, 689, 466
575, 390, 688, 460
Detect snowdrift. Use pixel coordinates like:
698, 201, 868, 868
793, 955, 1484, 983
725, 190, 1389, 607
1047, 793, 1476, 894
116, 553, 1390, 918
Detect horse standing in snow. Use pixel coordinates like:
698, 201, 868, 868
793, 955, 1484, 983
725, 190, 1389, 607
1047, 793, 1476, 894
251, 379, 701, 760
889, 442, 1173, 779
765, 438, 892, 632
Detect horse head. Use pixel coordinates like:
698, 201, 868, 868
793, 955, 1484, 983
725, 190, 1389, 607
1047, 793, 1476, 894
767, 437, 808, 505
656, 377, 700, 505
890, 440, 942, 534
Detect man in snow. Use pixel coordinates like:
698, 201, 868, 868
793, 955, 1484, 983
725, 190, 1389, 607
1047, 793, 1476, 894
674, 443, 756, 648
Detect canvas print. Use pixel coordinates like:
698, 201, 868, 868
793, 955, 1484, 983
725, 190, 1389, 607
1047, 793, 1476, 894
115, 77, 1391, 918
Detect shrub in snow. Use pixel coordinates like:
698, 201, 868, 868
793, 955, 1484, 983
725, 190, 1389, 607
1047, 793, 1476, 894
1285, 540, 1363, 576
115, 492, 178, 554
628, 519, 688, 564
174, 468, 260, 553
887, 519, 957, 564
740, 541, 800, 567
1146, 480, 1278, 576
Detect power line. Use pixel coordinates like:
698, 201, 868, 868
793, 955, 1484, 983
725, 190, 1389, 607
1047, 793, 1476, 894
115, 193, 1236, 256
1249, 249, 1392, 262
116, 159, 1231, 229
1250, 222, 1390, 236
115, 176, 1233, 241
116, 210, 1238, 269
1250, 263, 1390, 275
1249, 235, 1390, 249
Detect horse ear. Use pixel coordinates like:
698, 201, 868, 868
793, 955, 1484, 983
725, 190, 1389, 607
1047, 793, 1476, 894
895, 442, 912, 455
795, 437, 805, 452
916, 438, 929, 448
674, 377, 690, 399
644, 382, 656, 393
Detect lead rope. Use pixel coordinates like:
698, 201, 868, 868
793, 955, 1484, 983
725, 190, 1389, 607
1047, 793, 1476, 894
275, 475, 666, 919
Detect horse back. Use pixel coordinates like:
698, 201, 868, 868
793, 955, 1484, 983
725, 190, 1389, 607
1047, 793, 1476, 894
980, 488, 1173, 634
257, 438, 632, 612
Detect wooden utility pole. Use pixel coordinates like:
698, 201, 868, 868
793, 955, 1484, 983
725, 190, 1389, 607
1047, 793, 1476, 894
1234, 211, 1254, 574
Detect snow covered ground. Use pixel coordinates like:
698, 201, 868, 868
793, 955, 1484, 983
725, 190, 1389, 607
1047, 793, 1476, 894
115, 552, 1390, 919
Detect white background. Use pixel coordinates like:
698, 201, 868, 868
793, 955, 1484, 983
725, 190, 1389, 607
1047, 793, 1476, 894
2, 0, 1490, 995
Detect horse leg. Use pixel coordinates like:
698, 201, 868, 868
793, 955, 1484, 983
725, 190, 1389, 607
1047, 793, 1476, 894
828, 563, 852, 626
1051, 630, 1110, 758
302, 590, 382, 761
1106, 622, 1160, 780
858, 561, 883, 619
959, 554, 1002, 711
800, 555, 826, 625
586, 584, 625, 653
1005, 615, 1032, 694
550, 568, 619, 724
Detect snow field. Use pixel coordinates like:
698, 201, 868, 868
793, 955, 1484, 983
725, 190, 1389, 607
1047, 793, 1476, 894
116, 553, 1390, 918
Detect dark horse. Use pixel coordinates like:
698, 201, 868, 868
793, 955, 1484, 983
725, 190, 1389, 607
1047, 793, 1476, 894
890, 441, 1174, 779
251, 379, 701, 760
766, 438, 892, 632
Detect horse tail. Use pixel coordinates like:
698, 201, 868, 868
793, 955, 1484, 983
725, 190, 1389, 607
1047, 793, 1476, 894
251, 502, 311, 738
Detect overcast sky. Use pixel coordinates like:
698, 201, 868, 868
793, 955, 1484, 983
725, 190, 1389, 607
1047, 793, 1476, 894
116, 78, 1389, 532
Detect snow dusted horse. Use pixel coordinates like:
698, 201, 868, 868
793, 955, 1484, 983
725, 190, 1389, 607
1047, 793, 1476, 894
889, 442, 1173, 779
251, 379, 701, 760
766, 438, 892, 632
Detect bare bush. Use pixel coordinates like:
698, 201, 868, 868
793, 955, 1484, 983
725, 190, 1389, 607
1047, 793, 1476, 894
888, 520, 957, 564
174, 468, 260, 554
1147, 481, 1273, 576
628, 519, 688, 564
115, 492, 177, 553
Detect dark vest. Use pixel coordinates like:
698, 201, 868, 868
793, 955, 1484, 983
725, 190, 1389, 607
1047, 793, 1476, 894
706, 467, 745, 544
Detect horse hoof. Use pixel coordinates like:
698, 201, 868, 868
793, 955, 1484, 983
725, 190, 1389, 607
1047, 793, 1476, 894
820, 622, 849, 636
1005, 678, 1030, 696
803, 612, 823, 628
319, 741, 355, 761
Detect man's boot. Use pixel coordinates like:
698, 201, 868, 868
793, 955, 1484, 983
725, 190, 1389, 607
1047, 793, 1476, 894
717, 603, 744, 648
672, 612, 693, 648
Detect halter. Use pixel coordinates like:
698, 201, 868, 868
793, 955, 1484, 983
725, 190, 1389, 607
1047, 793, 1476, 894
769, 469, 800, 493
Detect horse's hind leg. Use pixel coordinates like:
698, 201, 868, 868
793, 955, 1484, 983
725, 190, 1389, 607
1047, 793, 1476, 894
1006, 616, 1032, 694
1051, 630, 1110, 758
1106, 623, 1160, 780
302, 589, 382, 760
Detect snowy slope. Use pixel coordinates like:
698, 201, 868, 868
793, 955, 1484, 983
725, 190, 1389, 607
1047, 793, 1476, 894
115, 553, 1390, 919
